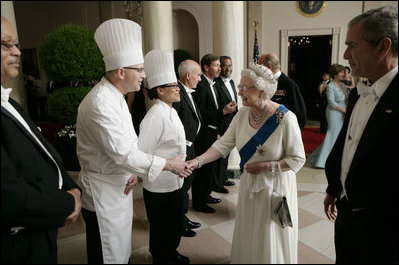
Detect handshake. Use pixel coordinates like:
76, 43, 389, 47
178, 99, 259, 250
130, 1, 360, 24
167, 154, 202, 178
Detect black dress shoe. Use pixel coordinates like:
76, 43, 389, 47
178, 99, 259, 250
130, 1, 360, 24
194, 205, 216, 213
223, 180, 235, 186
206, 196, 221, 204
181, 228, 196, 237
187, 220, 201, 229
213, 187, 229, 194
174, 253, 190, 264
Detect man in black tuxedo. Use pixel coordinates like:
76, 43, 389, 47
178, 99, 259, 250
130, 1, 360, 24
258, 53, 307, 129
192, 54, 236, 213
323, 6, 398, 263
1, 16, 82, 264
213, 56, 238, 194
173, 59, 202, 237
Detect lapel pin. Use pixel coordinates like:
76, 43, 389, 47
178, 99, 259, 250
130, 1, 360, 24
385, 109, 392, 113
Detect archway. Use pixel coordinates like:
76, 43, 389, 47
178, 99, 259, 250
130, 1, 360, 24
173, 9, 199, 62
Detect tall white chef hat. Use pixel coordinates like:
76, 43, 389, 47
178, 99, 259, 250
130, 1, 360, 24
94, 18, 143, 71
144, 49, 177, 89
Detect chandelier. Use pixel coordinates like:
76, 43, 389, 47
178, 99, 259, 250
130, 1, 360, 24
123, 1, 143, 25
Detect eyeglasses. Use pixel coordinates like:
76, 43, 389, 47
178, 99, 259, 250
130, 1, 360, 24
123, 66, 144, 73
237, 85, 255, 91
1, 41, 20, 51
161, 84, 178, 88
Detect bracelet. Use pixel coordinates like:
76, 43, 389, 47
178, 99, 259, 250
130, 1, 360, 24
270, 161, 275, 173
195, 156, 204, 169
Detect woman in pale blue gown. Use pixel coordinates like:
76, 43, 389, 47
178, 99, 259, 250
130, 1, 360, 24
307, 64, 348, 168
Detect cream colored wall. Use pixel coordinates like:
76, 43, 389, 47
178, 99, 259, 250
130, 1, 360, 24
172, 1, 213, 58
173, 9, 200, 62
260, 1, 362, 67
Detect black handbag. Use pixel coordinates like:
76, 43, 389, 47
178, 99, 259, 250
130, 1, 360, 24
271, 162, 293, 229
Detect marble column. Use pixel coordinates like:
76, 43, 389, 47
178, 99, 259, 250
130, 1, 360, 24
212, 1, 245, 171
142, 1, 174, 54
212, 1, 244, 92
1, 1, 27, 109
142, 1, 174, 109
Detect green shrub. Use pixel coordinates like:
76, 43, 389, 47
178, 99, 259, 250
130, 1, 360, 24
39, 23, 104, 86
48, 86, 91, 126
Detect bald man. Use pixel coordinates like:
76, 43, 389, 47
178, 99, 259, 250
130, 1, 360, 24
258, 53, 307, 129
1, 16, 82, 263
173, 59, 203, 237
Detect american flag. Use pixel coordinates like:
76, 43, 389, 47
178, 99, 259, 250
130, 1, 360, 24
253, 29, 259, 63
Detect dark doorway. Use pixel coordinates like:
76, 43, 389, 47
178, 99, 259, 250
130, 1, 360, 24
288, 35, 332, 121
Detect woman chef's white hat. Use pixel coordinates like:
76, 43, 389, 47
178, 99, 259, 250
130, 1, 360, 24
144, 49, 177, 89
94, 18, 143, 71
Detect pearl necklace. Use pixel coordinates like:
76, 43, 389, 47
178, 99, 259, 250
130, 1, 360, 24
250, 101, 269, 125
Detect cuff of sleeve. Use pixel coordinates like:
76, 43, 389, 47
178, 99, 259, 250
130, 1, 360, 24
283, 158, 302, 173
148, 156, 166, 182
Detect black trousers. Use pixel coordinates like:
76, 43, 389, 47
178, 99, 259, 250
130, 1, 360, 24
143, 188, 184, 264
191, 161, 215, 209
1, 228, 58, 264
81, 208, 104, 264
335, 198, 399, 264
211, 155, 229, 190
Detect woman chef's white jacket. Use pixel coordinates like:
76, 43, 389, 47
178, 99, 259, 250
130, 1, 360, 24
76, 77, 165, 263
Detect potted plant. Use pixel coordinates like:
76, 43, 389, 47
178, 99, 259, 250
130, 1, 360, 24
38, 23, 104, 170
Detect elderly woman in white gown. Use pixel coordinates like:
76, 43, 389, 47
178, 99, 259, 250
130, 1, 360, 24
187, 63, 305, 264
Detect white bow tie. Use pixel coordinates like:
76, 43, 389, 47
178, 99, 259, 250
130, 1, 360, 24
357, 81, 376, 97
1, 87, 13, 103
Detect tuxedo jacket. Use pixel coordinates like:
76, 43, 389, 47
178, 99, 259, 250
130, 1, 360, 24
214, 76, 238, 136
193, 75, 224, 154
272, 72, 307, 129
173, 82, 202, 160
1, 98, 80, 263
325, 74, 398, 218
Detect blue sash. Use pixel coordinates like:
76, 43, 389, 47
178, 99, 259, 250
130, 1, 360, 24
239, 105, 288, 172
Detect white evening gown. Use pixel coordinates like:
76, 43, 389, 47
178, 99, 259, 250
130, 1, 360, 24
212, 106, 305, 264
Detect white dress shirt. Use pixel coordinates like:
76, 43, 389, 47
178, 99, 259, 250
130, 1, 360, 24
1, 86, 63, 189
204, 74, 219, 109
221, 76, 237, 103
340, 66, 398, 199
179, 81, 201, 135
138, 99, 186, 192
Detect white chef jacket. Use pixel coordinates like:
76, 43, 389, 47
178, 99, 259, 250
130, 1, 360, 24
138, 99, 186, 192
76, 77, 165, 263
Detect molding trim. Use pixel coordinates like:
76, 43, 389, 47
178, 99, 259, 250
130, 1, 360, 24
280, 27, 340, 73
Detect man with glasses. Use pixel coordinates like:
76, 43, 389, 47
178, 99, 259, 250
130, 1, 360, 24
76, 18, 190, 264
1, 16, 82, 264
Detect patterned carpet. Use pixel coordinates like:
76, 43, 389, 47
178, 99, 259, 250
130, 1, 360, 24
57, 167, 334, 264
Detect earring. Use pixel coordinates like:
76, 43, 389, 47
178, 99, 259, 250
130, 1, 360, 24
257, 97, 262, 107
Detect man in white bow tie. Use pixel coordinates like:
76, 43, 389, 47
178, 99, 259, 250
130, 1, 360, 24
1, 15, 82, 264
323, 6, 398, 264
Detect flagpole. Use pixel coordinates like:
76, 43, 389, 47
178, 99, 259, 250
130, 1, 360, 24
253, 21, 259, 63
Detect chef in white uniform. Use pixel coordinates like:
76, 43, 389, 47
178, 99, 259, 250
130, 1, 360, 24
76, 19, 190, 264
138, 49, 189, 264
